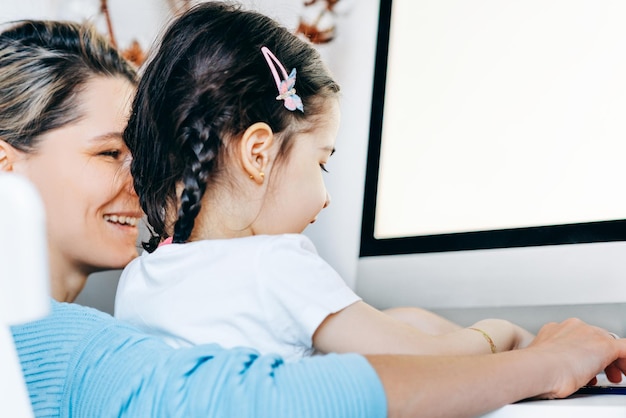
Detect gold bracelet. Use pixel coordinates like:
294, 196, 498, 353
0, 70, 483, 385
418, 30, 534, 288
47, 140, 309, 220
468, 327, 497, 353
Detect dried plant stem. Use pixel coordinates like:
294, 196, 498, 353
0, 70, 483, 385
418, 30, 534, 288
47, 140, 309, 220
100, 0, 117, 47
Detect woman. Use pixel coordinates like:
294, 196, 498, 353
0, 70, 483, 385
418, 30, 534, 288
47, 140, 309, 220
0, 19, 141, 303
3, 17, 626, 418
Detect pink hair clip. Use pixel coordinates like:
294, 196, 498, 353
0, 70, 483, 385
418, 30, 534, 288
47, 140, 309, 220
261, 46, 304, 112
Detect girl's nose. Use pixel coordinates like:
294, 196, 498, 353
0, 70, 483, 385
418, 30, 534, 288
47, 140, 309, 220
323, 191, 331, 209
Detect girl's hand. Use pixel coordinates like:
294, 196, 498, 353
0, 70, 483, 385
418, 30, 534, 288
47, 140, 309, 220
514, 324, 536, 349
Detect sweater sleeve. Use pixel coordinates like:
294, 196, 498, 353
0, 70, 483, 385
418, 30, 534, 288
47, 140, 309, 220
12, 301, 387, 418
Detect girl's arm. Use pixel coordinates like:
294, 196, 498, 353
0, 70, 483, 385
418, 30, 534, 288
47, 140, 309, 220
383, 306, 463, 334
313, 301, 534, 356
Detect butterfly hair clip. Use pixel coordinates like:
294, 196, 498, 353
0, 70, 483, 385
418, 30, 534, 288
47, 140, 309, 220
261, 46, 304, 112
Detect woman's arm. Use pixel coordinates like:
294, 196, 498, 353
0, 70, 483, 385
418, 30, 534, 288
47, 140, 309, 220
13, 301, 388, 418
313, 301, 533, 356
368, 318, 626, 418
14, 301, 626, 418
76, 317, 626, 418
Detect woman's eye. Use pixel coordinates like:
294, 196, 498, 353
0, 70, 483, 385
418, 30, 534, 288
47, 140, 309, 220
320, 163, 329, 173
100, 150, 121, 159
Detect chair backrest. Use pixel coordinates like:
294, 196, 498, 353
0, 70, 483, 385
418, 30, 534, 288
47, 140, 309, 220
0, 173, 51, 417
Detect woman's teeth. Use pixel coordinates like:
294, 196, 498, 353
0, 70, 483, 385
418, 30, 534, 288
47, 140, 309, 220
104, 215, 139, 226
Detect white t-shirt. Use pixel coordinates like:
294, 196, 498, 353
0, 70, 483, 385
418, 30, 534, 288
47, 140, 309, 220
114, 234, 361, 362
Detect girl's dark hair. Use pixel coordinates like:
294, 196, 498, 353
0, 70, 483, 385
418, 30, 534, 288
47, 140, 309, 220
126, 1, 340, 252
0, 20, 136, 152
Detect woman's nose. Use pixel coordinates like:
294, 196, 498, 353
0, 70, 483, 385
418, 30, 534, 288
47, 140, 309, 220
127, 177, 138, 197
120, 168, 138, 198
122, 157, 138, 197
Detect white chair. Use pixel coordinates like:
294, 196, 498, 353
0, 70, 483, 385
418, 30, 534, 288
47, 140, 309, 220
0, 173, 50, 417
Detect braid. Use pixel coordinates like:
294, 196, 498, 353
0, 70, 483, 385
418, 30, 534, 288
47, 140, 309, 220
172, 117, 220, 243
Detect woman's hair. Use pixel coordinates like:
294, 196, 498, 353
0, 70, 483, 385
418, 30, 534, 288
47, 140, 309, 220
126, 1, 340, 252
0, 20, 136, 152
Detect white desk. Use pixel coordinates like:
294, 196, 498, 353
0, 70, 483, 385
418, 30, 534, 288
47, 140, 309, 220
482, 394, 626, 417
483, 375, 626, 417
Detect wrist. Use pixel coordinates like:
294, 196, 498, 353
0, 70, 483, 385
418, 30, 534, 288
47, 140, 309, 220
470, 319, 517, 353
468, 327, 497, 353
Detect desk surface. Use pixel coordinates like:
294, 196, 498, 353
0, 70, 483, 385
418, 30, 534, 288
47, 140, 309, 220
482, 394, 626, 417
482, 375, 626, 417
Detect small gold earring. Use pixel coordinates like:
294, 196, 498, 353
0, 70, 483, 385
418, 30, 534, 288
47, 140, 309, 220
259, 172, 265, 179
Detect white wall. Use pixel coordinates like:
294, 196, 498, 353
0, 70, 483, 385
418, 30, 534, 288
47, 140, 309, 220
0, 1, 172, 48
1, 0, 379, 313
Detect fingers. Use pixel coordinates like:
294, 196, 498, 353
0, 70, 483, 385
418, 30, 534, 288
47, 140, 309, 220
608, 339, 626, 381
599, 333, 626, 384
531, 319, 626, 396
604, 364, 624, 383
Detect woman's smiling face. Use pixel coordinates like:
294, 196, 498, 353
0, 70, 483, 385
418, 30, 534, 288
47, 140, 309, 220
10, 76, 142, 278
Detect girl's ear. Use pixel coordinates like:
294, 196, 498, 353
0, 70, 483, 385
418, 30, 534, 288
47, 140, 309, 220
0, 140, 19, 172
239, 122, 275, 183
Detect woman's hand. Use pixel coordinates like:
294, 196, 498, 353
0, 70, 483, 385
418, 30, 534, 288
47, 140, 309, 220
367, 318, 626, 418
526, 318, 626, 399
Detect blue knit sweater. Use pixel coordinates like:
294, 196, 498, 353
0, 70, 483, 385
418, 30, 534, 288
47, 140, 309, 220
11, 300, 387, 418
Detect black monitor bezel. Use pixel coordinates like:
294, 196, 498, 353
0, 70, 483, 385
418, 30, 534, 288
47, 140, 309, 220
359, 0, 626, 258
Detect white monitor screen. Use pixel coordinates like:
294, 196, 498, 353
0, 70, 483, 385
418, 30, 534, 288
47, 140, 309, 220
361, 0, 626, 256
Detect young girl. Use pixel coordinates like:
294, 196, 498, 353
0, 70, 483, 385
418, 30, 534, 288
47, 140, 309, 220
115, 1, 533, 361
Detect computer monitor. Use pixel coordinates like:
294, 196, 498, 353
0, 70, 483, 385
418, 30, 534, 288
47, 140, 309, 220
356, 0, 626, 332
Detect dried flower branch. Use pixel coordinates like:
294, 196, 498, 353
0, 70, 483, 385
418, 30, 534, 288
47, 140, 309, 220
100, 0, 117, 47
296, 0, 344, 44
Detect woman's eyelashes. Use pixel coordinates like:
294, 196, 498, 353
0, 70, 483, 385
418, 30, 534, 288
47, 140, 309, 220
98, 147, 131, 162
320, 163, 328, 173
100, 149, 121, 158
